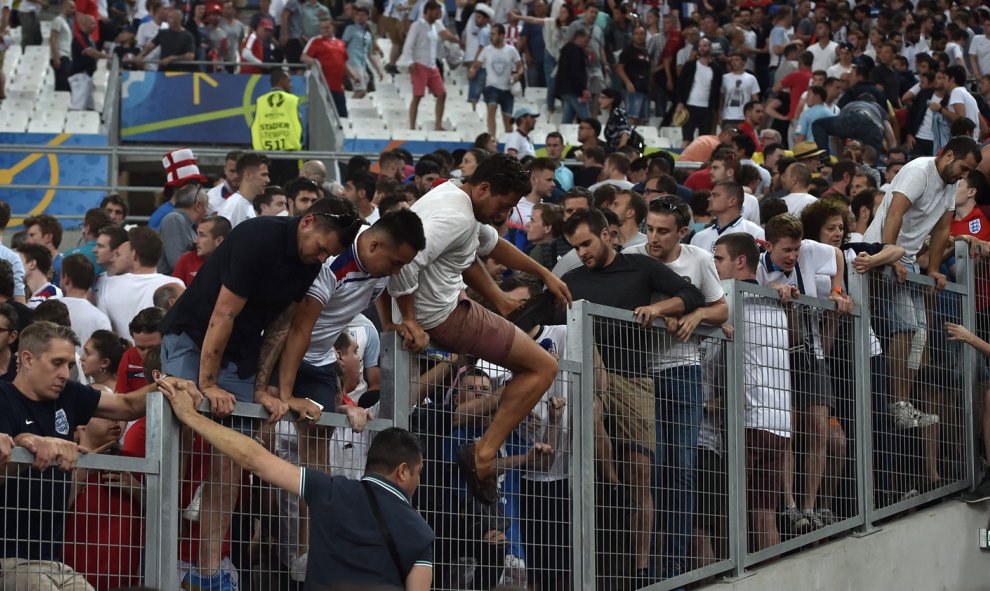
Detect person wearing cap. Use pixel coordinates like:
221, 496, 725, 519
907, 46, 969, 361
503, 107, 538, 159
342, 4, 381, 99
464, 3, 493, 109
469, 23, 524, 138
151, 149, 210, 231
827, 41, 855, 82
241, 14, 275, 75
400, 0, 460, 130
203, 2, 229, 63
135, 5, 196, 72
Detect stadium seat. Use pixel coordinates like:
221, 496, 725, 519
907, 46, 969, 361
636, 126, 659, 144
390, 128, 429, 141
558, 123, 580, 144
64, 111, 101, 134
28, 117, 64, 133
660, 126, 683, 146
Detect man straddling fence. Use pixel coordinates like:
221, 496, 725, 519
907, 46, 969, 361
0, 322, 181, 590
383, 153, 573, 504
158, 378, 435, 590
559, 207, 705, 584
158, 197, 362, 589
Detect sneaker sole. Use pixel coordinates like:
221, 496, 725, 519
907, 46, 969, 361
962, 493, 990, 503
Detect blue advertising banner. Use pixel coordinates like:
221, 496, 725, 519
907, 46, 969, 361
0, 133, 108, 228
120, 71, 308, 144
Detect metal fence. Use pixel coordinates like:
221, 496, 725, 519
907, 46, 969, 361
0, 242, 980, 591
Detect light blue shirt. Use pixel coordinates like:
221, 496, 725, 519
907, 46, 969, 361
797, 104, 835, 138
555, 162, 574, 191
0, 244, 26, 300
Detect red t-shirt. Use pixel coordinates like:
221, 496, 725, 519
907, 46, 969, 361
780, 69, 813, 119
116, 347, 149, 394
304, 36, 348, 92
660, 30, 684, 61
738, 121, 761, 152
683, 167, 714, 191
951, 206, 990, 310
173, 251, 205, 287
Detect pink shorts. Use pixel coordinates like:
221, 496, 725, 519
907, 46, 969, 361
428, 299, 516, 366
411, 63, 446, 98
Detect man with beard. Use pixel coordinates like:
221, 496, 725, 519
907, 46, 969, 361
385, 153, 573, 504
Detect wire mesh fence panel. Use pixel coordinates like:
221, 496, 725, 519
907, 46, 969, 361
586, 308, 734, 591
732, 283, 862, 567
1, 448, 153, 591
868, 266, 970, 518
406, 341, 577, 591
968, 252, 990, 486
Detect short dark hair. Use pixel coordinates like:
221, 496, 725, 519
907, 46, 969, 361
270, 68, 290, 86
765, 213, 804, 243
584, 146, 605, 165
732, 133, 756, 158
468, 152, 532, 196
563, 207, 608, 237
285, 176, 322, 200
831, 159, 859, 184
0, 201, 10, 230
87, 329, 128, 372
529, 157, 556, 174
128, 226, 164, 267
715, 233, 760, 272
364, 427, 424, 474
306, 197, 363, 247
349, 171, 378, 200
580, 117, 602, 137
255, 185, 286, 213
499, 274, 543, 298
17, 243, 52, 275
225, 150, 244, 163
946, 64, 967, 86
61, 254, 96, 291
83, 208, 113, 235
713, 180, 744, 206
0, 302, 19, 334
143, 345, 162, 383
617, 190, 647, 224
129, 306, 166, 336
100, 194, 129, 219
605, 153, 630, 175
200, 215, 231, 240
378, 193, 410, 214
647, 195, 691, 229
24, 214, 63, 248
33, 299, 71, 328
369, 209, 427, 252
533, 203, 564, 236
736, 164, 762, 188
236, 152, 270, 175
807, 85, 827, 101
0, 260, 14, 299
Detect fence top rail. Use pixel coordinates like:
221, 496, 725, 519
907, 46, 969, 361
576, 299, 730, 340
194, 399, 395, 431
733, 280, 862, 316
138, 59, 313, 68
7, 446, 160, 473
902, 269, 968, 295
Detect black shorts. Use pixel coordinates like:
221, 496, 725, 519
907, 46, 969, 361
790, 351, 835, 410
290, 360, 340, 408
284, 38, 304, 65
694, 448, 726, 533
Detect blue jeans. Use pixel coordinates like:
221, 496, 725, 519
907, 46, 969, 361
561, 94, 590, 124
811, 111, 884, 157
653, 364, 703, 580
544, 53, 557, 112
468, 67, 486, 103
626, 91, 649, 121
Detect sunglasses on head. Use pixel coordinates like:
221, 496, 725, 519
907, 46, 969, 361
312, 211, 363, 229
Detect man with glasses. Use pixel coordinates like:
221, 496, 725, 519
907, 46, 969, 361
158, 183, 209, 275
624, 196, 728, 581
159, 197, 362, 590
385, 153, 573, 504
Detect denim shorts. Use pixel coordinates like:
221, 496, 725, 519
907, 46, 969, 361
483, 85, 514, 113
468, 67, 486, 102
626, 91, 649, 120
875, 264, 927, 336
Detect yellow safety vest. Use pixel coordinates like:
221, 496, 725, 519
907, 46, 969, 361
251, 90, 302, 151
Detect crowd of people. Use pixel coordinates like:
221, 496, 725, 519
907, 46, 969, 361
3, 0, 990, 590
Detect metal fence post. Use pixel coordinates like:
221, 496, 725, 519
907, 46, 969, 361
565, 300, 596, 591
851, 267, 878, 535
142, 391, 180, 588
380, 330, 410, 429
956, 240, 978, 488
722, 280, 749, 578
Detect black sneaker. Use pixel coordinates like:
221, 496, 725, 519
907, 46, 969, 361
384, 63, 399, 75
962, 476, 990, 503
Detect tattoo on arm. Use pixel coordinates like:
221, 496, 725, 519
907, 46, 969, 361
254, 303, 297, 392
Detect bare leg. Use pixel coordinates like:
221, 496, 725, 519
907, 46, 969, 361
822, 420, 847, 508
502, 111, 512, 134
782, 414, 796, 508
486, 103, 497, 137
409, 95, 422, 130
473, 327, 557, 480
199, 455, 241, 574
434, 93, 446, 130
297, 424, 331, 551
690, 527, 716, 570
981, 385, 990, 464
888, 332, 916, 404
594, 397, 620, 484
751, 509, 780, 551
801, 406, 830, 512
626, 451, 653, 571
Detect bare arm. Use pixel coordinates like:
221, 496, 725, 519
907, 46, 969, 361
252, 301, 298, 398
488, 238, 573, 306
405, 565, 433, 591
198, 286, 248, 416
880, 192, 912, 248
926, 210, 954, 276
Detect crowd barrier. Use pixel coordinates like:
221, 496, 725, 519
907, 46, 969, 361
0, 241, 981, 590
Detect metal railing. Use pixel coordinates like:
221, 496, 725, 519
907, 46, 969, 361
0, 242, 978, 590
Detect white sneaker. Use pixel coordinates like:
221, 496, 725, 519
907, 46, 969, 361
183, 484, 204, 522
891, 401, 939, 430
289, 553, 308, 582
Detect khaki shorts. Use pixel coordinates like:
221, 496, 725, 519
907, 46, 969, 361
0, 559, 94, 591
382, 16, 406, 45
602, 373, 656, 459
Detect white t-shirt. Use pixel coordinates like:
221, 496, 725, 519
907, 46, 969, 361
96, 272, 185, 337
477, 44, 520, 90
62, 296, 112, 354
365, 207, 380, 224
687, 62, 713, 108
464, 19, 490, 64
736, 290, 793, 436
624, 243, 725, 372
520, 324, 570, 482
136, 20, 162, 69
51, 15, 72, 59
864, 157, 955, 264
27, 283, 62, 309
508, 198, 537, 230
808, 40, 838, 71
690, 217, 765, 253
782, 192, 818, 216
587, 178, 635, 193
945, 41, 965, 66
826, 61, 853, 80
206, 182, 234, 216
217, 193, 256, 228
742, 192, 761, 225
916, 92, 942, 141
388, 180, 500, 330
756, 239, 836, 299
815, 248, 882, 356
949, 86, 980, 141
303, 226, 388, 366
721, 71, 760, 121
971, 35, 990, 78
503, 130, 535, 159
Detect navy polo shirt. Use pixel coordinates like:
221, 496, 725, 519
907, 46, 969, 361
161, 216, 324, 379
300, 470, 435, 589
0, 380, 101, 560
